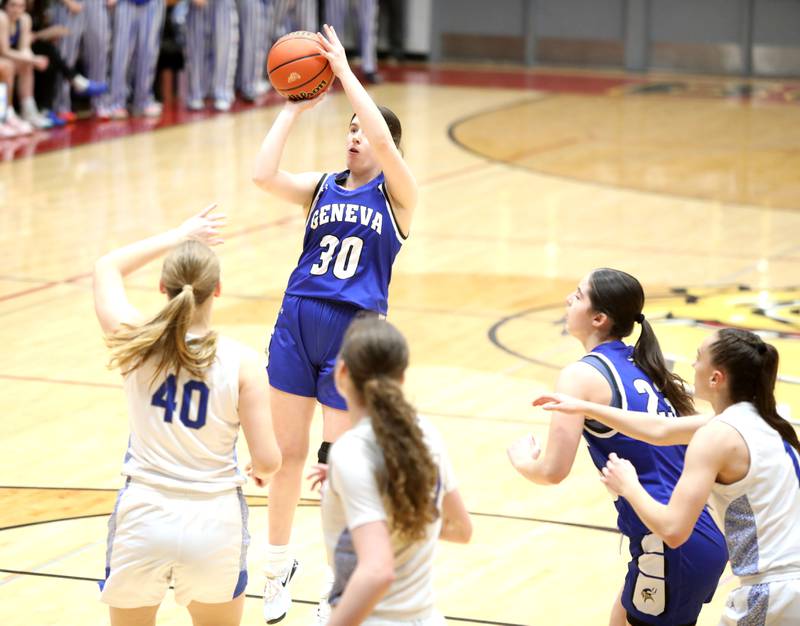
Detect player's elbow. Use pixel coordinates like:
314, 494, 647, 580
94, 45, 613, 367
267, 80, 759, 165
252, 172, 275, 191
662, 526, 691, 550
93, 255, 110, 273
93, 255, 116, 287
370, 564, 396, 590
453, 517, 473, 543
539, 464, 570, 485
441, 514, 472, 543
253, 450, 282, 480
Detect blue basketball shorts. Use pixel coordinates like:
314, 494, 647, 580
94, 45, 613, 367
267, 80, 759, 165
622, 530, 727, 626
266, 295, 364, 411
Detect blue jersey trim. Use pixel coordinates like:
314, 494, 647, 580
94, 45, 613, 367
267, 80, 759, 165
233, 570, 248, 599
100, 477, 131, 590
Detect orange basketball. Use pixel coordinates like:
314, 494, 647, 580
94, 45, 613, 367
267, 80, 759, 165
267, 31, 334, 101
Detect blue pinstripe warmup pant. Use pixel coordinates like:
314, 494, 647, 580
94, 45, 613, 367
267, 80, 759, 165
272, 0, 317, 37
236, 0, 270, 99
51, 0, 111, 113
186, 0, 239, 104
108, 0, 166, 111
325, 0, 377, 74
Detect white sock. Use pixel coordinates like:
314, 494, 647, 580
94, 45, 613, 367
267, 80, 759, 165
264, 544, 291, 577
320, 565, 334, 598
21, 96, 38, 117
72, 74, 89, 92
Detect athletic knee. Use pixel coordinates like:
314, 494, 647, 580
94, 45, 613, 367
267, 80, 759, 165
276, 441, 309, 469
0, 58, 13, 79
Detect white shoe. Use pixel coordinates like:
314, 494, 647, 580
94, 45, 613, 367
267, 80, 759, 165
0, 122, 21, 138
139, 101, 162, 118
315, 565, 334, 625
5, 110, 33, 135
254, 80, 271, 96
213, 98, 232, 112
186, 98, 204, 111
22, 111, 53, 129
315, 598, 331, 625
263, 559, 299, 624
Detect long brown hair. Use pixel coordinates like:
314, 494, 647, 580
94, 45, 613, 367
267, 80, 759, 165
587, 268, 695, 416
338, 317, 437, 541
710, 328, 800, 454
106, 240, 219, 383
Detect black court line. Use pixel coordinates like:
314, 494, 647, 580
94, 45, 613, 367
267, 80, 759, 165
446, 95, 800, 214
0, 569, 526, 625
486, 303, 565, 371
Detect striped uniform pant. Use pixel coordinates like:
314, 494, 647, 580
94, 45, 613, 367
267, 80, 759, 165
236, 0, 270, 99
325, 0, 377, 74
108, 0, 166, 111
185, 0, 239, 104
51, 0, 111, 113
272, 0, 317, 37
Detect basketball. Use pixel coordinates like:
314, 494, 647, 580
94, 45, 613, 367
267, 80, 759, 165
267, 31, 334, 101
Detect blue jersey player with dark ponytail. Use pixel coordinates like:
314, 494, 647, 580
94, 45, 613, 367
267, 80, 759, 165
507, 268, 728, 626
252, 24, 416, 624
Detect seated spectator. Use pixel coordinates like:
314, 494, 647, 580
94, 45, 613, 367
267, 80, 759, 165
28, 0, 106, 125
0, 0, 49, 129
1, 62, 34, 136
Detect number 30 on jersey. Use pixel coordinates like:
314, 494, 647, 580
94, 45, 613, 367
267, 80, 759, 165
310, 235, 364, 279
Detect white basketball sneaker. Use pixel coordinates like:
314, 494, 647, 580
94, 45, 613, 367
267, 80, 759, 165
263, 559, 299, 624
315, 566, 334, 625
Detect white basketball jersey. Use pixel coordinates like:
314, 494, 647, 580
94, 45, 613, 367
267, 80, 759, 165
120, 335, 246, 493
708, 401, 800, 581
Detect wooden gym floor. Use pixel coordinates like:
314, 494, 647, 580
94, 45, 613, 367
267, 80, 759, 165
1, 65, 799, 625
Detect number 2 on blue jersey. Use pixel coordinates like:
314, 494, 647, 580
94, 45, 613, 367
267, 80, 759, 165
151, 375, 209, 429
633, 378, 676, 417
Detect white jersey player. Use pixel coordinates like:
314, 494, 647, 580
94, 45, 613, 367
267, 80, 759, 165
315, 317, 472, 625
92, 205, 281, 626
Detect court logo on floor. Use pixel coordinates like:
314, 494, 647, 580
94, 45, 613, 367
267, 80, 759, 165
649, 285, 800, 340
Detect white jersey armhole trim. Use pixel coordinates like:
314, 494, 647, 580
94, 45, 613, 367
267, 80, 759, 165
304, 173, 329, 226
378, 182, 407, 245
582, 352, 627, 439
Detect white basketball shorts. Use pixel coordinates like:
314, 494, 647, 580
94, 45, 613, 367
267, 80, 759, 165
720, 578, 800, 625
100, 479, 249, 608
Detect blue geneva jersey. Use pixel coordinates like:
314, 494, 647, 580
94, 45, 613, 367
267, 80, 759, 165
285, 171, 405, 314
581, 341, 719, 540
